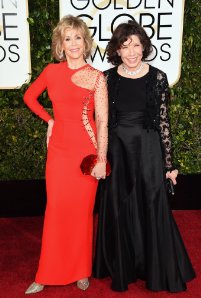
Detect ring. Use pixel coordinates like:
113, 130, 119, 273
96, 177, 101, 180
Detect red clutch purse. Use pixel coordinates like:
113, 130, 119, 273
80, 154, 111, 176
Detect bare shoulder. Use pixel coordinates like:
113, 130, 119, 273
87, 64, 104, 78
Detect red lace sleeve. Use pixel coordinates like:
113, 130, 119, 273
94, 72, 108, 163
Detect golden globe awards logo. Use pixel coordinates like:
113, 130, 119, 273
0, 0, 31, 89
60, 0, 185, 86
0, 1, 185, 88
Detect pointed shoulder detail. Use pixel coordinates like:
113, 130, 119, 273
71, 65, 104, 91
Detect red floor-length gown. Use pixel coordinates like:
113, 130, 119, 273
24, 62, 107, 285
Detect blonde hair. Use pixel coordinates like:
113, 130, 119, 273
52, 15, 93, 61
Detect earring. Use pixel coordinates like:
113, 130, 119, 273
59, 50, 64, 60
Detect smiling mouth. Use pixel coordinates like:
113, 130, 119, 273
70, 48, 80, 52
127, 59, 137, 64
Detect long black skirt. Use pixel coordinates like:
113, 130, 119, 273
93, 111, 195, 292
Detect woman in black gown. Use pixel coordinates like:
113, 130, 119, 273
93, 20, 195, 292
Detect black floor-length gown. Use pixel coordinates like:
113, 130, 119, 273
93, 69, 195, 292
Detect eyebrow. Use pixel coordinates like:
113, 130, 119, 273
121, 40, 131, 47
65, 33, 82, 38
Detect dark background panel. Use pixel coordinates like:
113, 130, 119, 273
0, 175, 200, 217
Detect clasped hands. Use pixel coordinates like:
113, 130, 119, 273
47, 121, 177, 183
91, 162, 107, 180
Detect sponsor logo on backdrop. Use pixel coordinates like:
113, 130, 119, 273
60, 0, 185, 86
0, 0, 31, 89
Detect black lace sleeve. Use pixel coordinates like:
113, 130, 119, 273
157, 71, 174, 171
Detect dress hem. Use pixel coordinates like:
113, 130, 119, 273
35, 271, 91, 286
93, 273, 196, 293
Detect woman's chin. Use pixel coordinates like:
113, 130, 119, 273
124, 61, 141, 70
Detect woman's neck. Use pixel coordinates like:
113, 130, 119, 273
66, 58, 86, 70
118, 63, 149, 79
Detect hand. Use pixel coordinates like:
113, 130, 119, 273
91, 162, 106, 180
166, 169, 178, 185
47, 119, 54, 148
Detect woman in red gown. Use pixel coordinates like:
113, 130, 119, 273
24, 15, 108, 294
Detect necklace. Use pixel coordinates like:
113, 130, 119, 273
122, 62, 144, 76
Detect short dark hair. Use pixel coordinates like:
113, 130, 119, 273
107, 20, 152, 66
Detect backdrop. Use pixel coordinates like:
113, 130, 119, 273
0, 0, 200, 180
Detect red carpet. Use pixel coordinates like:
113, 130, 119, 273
0, 211, 200, 298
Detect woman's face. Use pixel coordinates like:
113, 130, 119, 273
62, 28, 85, 61
117, 35, 143, 70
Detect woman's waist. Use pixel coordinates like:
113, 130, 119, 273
115, 110, 145, 125
54, 117, 95, 124
53, 109, 95, 123
52, 119, 96, 137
